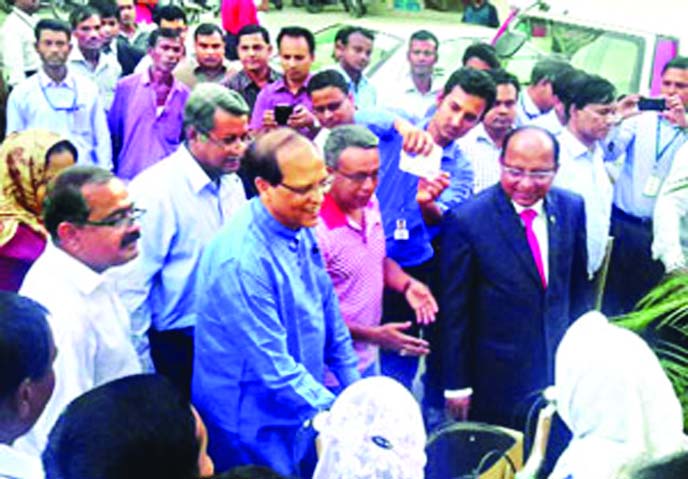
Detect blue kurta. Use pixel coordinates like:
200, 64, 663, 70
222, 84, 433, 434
192, 198, 359, 475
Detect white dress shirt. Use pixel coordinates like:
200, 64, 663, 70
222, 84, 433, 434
652, 141, 688, 272
515, 89, 560, 134
457, 123, 501, 193
6, 69, 112, 169
555, 129, 613, 276
68, 46, 121, 110
0, 444, 42, 479
376, 71, 440, 122
108, 145, 247, 367
15, 243, 141, 456
0, 7, 39, 88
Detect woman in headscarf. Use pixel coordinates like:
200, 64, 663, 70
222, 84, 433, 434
313, 376, 427, 479
0, 130, 77, 291
549, 311, 686, 479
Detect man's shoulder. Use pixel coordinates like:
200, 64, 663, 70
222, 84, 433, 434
115, 71, 145, 90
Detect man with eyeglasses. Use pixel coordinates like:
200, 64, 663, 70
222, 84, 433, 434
15, 165, 142, 457
315, 125, 437, 392
440, 126, 592, 430
192, 128, 360, 476
554, 73, 616, 278
108, 27, 189, 180
6, 18, 112, 169
109, 84, 250, 397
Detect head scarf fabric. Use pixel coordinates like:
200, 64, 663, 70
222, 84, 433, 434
313, 376, 427, 479
549, 311, 686, 479
0, 130, 63, 247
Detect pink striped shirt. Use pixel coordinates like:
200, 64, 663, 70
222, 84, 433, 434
315, 194, 386, 376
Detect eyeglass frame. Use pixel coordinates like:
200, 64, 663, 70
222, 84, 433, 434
333, 167, 379, 184
202, 131, 253, 148
277, 176, 334, 197
76, 207, 146, 228
501, 165, 557, 182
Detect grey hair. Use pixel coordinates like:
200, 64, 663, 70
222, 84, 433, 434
183, 83, 249, 133
323, 125, 379, 169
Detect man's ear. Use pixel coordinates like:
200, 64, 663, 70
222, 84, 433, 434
254, 176, 271, 194
56, 221, 79, 248
14, 379, 33, 421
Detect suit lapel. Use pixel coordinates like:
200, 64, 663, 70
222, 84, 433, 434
492, 187, 543, 289
544, 191, 561, 292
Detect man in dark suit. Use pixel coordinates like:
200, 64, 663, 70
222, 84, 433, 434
440, 126, 592, 429
91, 0, 145, 76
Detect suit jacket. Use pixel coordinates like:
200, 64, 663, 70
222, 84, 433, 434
440, 185, 592, 420
115, 37, 145, 77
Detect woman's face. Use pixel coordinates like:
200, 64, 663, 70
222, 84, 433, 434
35, 149, 76, 211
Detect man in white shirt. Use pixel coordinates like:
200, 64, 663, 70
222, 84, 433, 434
332, 26, 376, 110
6, 18, 112, 168
109, 84, 250, 397
68, 5, 121, 110
376, 29, 440, 121
555, 73, 616, 278
0, 0, 40, 89
459, 68, 519, 193
0, 292, 56, 479
516, 57, 573, 133
15, 165, 142, 456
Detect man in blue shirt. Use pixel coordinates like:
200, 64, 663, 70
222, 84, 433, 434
110, 84, 250, 396
332, 26, 376, 109
192, 129, 360, 476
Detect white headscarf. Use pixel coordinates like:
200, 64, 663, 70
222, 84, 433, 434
313, 376, 427, 479
549, 311, 685, 479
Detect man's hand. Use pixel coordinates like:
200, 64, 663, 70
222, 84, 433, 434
374, 322, 430, 356
287, 104, 316, 130
404, 279, 438, 325
615, 93, 642, 121
401, 128, 435, 156
417, 172, 451, 206
445, 396, 471, 421
262, 109, 278, 130
662, 94, 688, 128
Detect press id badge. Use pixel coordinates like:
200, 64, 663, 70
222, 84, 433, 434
394, 219, 409, 241
642, 175, 662, 197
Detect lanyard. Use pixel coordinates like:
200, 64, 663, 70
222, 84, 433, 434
519, 93, 539, 120
39, 76, 79, 112
655, 117, 681, 162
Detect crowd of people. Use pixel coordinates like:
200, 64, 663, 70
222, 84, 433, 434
1, 0, 688, 478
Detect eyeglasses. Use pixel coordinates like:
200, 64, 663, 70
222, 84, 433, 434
584, 105, 616, 117
502, 166, 556, 182
278, 176, 333, 196
312, 100, 344, 115
79, 207, 146, 228
204, 132, 253, 148
335, 168, 379, 184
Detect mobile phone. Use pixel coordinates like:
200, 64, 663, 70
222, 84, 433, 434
274, 104, 295, 126
637, 97, 667, 111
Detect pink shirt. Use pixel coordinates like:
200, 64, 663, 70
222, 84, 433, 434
315, 194, 386, 375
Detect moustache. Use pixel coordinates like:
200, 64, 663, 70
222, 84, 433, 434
120, 230, 141, 248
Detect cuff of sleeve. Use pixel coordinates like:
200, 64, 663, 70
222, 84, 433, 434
444, 388, 473, 399
335, 367, 362, 389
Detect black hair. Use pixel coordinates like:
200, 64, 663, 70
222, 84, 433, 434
277, 26, 315, 56
88, 0, 118, 19
443, 67, 497, 112
0, 292, 52, 401
237, 24, 271, 44
628, 451, 688, 479
194, 22, 224, 41
243, 129, 310, 187
152, 4, 187, 25
565, 73, 616, 113
487, 68, 520, 94
42, 374, 199, 479
462, 42, 500, 69
147, 27, 182, 49
212, 465, 291, 479
35, 18, 72, 42
409, 29, 438, 50
307, 69, 350, 96
335, 25, 374, 45
551, 67, 587, 106
530, 57, 572, 85
500, 126, 561, 167
662, 55, 688, 74
69, 5, 100, 30
46, 140, 79, 165
42, 165, 114, 241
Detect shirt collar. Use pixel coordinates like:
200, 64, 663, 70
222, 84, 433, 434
11, 6, 35, 25
512, 198, 545, 217
38, 68, 74, 88
45, 241, 106, 296
141, 67, 186, 93
252, 197, 302, 240
176, 145, 216, 194
520, 89, 542, 118
560, 128, 596, 160
401, 71, 440, 96
319, 194, 349, 229
273, 75, 312, 94
234, 67, 280, 89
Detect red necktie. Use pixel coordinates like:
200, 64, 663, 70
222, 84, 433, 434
520, 209, 547, 288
